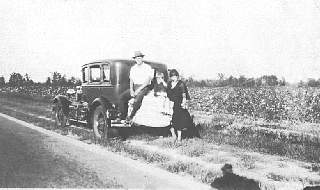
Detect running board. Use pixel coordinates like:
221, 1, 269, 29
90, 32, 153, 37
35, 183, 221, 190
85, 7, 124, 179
111, 120, 131, 128
68, 119, 131, 128
69, 118, 87, 124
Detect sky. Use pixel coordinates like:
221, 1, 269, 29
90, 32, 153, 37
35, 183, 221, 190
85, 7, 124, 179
0, 0, 320, 83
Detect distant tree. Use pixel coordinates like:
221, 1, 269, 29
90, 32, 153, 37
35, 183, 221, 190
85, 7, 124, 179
218, 73, 224, 81
52, 72, 62, 86
67, 76, 76, 86
75, 78, 82, 86
60, 75, 67, 86
45, 77, 51, 86
255, 78, 262, 87
243, 78, 255, 87
231, 77, 239, 87
262, 75, 279, 86
51, 72, 68, 86
23, 73, 34, 86
238, 75, 247, 87
186, 76, 195, 87
8, 72, 24, 86
24, 73, 30, 82
0, 76, 5, 86
227, 76, 234, 86
278, 77, 286, 86
200, 80, 208, 87
307, 78, 320, 87
298, 80, 305, 87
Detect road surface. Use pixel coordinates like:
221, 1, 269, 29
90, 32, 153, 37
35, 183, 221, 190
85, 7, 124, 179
0, 113, 210, 189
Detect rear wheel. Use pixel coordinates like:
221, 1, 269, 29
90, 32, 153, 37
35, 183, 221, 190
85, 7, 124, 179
92, 105, 110, 140
54, 103, 67, 128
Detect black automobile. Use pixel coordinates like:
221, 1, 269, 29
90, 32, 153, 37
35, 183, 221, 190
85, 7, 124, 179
53, 59, 169, 139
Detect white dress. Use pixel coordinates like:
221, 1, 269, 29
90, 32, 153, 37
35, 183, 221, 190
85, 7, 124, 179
127, 90, 173, 127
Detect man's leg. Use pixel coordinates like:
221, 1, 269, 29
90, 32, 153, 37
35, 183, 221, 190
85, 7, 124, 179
119, 89, 131, 120
128, 87, 149, 119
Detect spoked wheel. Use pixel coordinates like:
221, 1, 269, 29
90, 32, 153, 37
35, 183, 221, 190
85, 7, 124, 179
54, 103, 67, 128
92, 105, 110, 140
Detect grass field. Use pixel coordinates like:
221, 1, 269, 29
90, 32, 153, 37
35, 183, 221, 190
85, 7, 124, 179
1, 91, 320, 190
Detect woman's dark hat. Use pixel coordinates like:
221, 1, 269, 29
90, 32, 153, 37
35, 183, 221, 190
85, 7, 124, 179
221, 164, 233, 172
169, 69, 179, 77
133, 51, 145, 59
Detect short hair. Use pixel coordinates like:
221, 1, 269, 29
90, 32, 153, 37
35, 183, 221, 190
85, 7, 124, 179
221, 164, 233, 172
169, 69, 179, 77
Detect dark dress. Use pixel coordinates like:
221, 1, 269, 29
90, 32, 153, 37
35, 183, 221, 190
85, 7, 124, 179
167, 80, 199, 137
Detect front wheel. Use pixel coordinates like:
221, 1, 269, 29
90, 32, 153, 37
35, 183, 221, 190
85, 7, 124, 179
92, 105, 110, 140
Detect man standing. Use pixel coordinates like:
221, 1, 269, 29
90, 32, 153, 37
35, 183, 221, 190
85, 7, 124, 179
119, 51, 154, 123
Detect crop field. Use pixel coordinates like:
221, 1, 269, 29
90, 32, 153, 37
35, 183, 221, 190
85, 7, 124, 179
189, 86, 320, 122
1, 85, 320, 189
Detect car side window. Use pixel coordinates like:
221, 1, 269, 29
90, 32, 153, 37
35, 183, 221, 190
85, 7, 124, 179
102, 64, 110, 82
82, 67, 88, 83
90, 65, 101, 83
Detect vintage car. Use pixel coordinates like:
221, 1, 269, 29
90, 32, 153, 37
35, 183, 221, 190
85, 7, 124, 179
52, 59, 171, 140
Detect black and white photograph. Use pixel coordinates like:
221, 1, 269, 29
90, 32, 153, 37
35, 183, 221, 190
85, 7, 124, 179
1, 0, 320, 189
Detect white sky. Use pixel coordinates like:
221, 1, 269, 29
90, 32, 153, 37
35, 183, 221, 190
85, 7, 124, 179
0, 0, 320, 83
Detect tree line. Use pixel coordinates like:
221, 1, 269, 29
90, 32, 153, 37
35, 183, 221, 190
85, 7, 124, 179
185, 74, 320, 88
0, 72, 81, 87
185, 74, 286, 88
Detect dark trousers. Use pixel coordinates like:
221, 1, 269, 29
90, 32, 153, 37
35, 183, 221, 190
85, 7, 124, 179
119, 87, 150, 119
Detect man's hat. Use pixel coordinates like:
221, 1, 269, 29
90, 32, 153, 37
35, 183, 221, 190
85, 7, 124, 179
133, 51, 145, 59
221, 164, 233, 172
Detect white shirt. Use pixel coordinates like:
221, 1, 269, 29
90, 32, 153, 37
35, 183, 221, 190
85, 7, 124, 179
130, 63, 154, 85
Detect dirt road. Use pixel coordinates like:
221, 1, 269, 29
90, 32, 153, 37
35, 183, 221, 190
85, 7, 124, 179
0, 113, 211, 189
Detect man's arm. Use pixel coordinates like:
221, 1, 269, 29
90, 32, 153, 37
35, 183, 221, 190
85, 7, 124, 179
130, 78, 134, 97
129, 67, 135, 97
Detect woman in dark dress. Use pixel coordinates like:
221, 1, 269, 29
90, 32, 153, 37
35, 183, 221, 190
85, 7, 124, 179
167, 69, 198, 142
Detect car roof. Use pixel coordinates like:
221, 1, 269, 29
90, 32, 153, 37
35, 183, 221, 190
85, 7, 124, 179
82, 59, 167, 70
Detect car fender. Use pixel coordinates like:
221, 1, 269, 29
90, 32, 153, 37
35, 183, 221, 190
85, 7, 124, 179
90, 97, 112, 112
89, 96, 112, 118
52, 95, 71, 115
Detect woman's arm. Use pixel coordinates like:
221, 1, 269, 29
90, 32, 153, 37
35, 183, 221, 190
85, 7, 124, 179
166, 82, 173, 101
181, 81, 191, 100
184, 82, 191, 100
180, 81, 190, 109
160, 78, 167, 87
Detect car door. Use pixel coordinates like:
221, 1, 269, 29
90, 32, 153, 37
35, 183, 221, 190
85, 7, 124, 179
84, 64, 102, 103
100, 62, 117, 103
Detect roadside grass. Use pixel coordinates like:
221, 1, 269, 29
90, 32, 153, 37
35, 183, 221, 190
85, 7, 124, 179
0, 92, 52, 104
130, 137, 320, 189
2, 93, 320, 189
196, 118, 320, 163
0, 97, 52, 116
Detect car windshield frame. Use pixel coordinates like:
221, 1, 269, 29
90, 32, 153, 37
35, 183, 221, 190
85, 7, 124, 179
89, 64, 102, 84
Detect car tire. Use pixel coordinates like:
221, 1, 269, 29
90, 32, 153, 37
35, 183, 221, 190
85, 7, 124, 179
92, 105, 110, 140
54, 103, 67, 128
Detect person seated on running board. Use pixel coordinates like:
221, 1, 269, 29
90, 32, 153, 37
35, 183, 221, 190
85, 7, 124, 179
154, 71, 167, 97
119, 51, 154, 124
